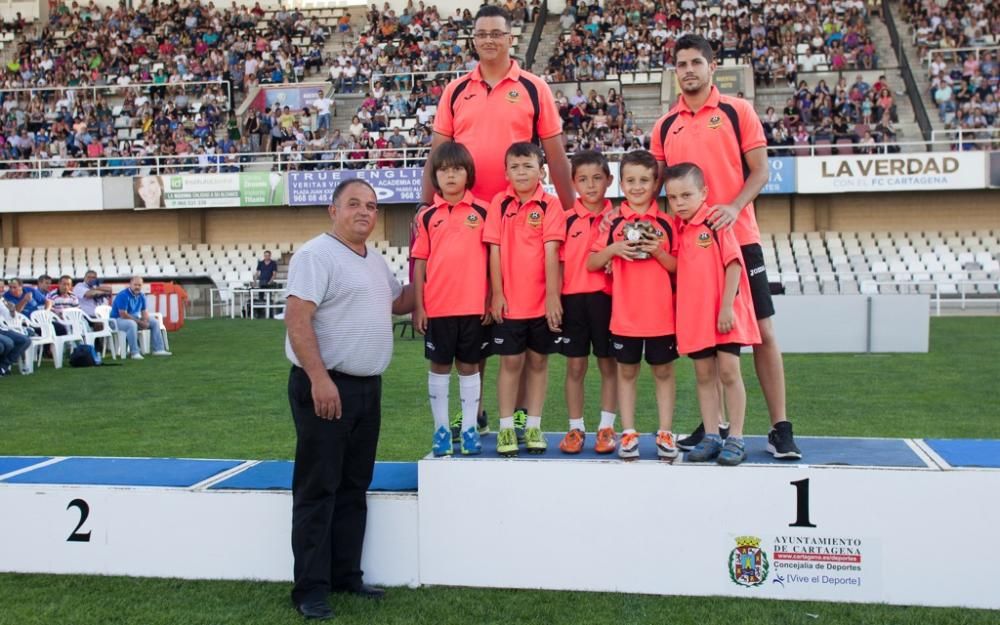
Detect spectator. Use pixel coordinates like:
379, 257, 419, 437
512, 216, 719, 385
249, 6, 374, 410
0, 282, 31, 376
2, 276, 51, 318
110, 276, 172, 359
73, 270, 113, 317
45, 275, 79, 335
313, 90, 334, 135
256, 251, 278, 288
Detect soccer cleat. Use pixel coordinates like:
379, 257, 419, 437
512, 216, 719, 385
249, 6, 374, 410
558, 429, 585, 454
686, 436, 723, 462
655, 431, 679, 459
513, 409, 527, 444
477, 410, 490, 435
594, 427, 617, 454
767, 421, 803, 460
450, 411, 462, 443
496, 427, 519, 457
618, 431, 640, 460
717, 438, 747, 466
432, 425, 453, 457
524, 426, 547, 454
677, 422, 730, 451
461, 426, 482, 455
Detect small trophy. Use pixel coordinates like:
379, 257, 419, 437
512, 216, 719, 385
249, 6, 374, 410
623, 221, 659, 259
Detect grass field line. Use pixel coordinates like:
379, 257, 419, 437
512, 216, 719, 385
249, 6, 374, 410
0, 456, 67, 481
189, 459, 259, 490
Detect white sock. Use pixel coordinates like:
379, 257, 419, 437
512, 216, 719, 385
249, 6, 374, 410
459, 373, 481, 432
428, 371, 451, 430
500, 416, 514, 429
569, 418, 585, 432
526, 415, 541, 429
623, 428, 637, 435
599, 410, 616, 429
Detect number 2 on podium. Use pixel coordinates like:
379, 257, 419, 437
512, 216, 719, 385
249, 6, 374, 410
67, 499, 92, 542
790, 479, 817, 528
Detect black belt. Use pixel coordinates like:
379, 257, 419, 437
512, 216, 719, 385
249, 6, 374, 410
292, 365, 380, 382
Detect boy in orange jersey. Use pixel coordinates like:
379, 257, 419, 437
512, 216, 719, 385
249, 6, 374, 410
412, 142, 491, 456
587, 149, 678, 461
666, 162, 761, 466
557, 150, 619, 455
484, 142, 566, 456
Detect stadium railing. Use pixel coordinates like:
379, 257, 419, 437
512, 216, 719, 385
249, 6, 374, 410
923, 45, 1000, 66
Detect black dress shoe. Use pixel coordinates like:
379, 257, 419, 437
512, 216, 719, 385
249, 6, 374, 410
338, 584, 385, 600
296, 599, 334, 620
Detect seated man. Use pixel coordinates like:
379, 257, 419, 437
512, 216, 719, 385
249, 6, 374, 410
72, 270, 113, 318
0, 280, 31, 376
110, 276, 172, 360
255, 250, 278, 288
46, 275, 81, 335
2, 277, 51, 319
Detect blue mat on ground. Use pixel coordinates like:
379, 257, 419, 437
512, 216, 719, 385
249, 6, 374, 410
439, 433, 928, 467
924, 439, 1000, 468
210, 461, 418, 492
1, 457, 243, 487
0, 456, 51, 476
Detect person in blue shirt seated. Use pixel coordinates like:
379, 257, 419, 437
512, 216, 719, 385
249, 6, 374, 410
110, 276, 172, 360
0, 279, 31, 376
2, 277, 52, 319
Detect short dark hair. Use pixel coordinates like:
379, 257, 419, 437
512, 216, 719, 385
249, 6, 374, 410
59, 274, 72, 282
37, 274, 52, 283
263, 250, 272, 255
429, 141, 476, 192
570, 150, 611, 177
619, 149, 657, 175
474, 5, 511, 28
505, 141, 545, 167
331, 179, 376, 207
664, 162, 706, 189
675, 34, 714, 64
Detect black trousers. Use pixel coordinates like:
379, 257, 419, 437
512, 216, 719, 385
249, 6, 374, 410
288, 365, 382, 604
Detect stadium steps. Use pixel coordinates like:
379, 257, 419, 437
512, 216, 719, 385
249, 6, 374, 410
887, 2, 949, 138
528, 15, 565, 74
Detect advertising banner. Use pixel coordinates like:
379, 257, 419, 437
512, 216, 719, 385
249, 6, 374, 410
0, 178, 103, 213
990, 151, 1000, 188
761, 156, 796, 194
133, 173, 285, 209
288, 169, 424, 206
796, 152, 986, 193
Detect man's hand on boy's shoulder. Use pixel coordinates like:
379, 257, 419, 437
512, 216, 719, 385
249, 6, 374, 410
706, 203, 740, 230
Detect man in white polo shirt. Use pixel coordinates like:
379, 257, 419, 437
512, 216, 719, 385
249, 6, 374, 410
284, 179, 414, 621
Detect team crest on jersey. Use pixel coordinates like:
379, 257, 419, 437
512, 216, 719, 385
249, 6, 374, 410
697, 232, 712, 248
505, 89, 520, 103
465, 213, 481, 228
708, 115, 723, 129
527, 210, 542, 227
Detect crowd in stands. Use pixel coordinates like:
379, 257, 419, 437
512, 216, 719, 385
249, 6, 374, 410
546, 0, 881, 84
927, 49, 998, 150
0, 0, 341, 175
903, 0, 999, 59
761, 73, 900, 154
555, 86, 648, 152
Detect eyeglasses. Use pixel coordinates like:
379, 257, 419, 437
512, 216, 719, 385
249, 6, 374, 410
473, 30, 510, 40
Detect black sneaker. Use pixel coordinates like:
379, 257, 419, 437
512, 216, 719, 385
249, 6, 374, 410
767, 421, 802, 460
677, 422, 730, 451
477, 410, 490, 435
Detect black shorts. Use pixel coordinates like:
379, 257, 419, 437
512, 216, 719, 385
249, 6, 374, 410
688, 343, 743, 360
492, 317, 558, 356
559, 291, 612, 358
425, 315, 491, 365
610, 334, 679, 365
741, 243, 775, 320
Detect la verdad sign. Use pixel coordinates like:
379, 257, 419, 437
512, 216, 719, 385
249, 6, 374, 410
796, 151, 986, 193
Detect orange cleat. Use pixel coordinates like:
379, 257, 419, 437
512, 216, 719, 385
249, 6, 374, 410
594, 427, 617, 454
559, 429, 585, 454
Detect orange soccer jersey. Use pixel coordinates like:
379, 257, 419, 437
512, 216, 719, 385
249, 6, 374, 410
433, 61, 563, 202
410, 191, 490, 317
483, 184, 566, 319
674, 203, 762, 355
591, 201, 675, 337
651, 85, 768, 246
561, 199, 613, 296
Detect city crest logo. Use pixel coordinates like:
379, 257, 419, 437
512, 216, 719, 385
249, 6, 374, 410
464, 213, 480, 228
708, 115, 723, 129
729, 536, 769, 587
505, 89, 521, 103
697, 232, 712, 248
527, 211, 542, 227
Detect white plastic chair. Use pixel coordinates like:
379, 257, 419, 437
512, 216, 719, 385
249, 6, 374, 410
28, 310, 79, 369
150, 312, 170, 351
0, 318, 33, 374
62, 308, 116, 359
